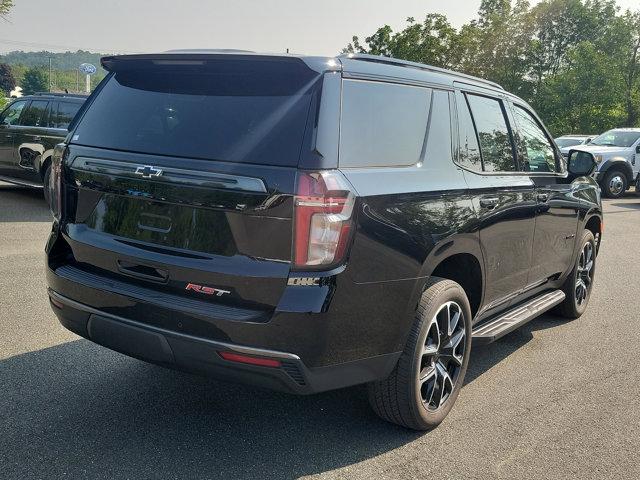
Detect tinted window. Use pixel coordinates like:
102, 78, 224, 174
52, 101, 82, 129
457, 93, 482, 172
73, 59, 321, 166
0, 100, 27, 126
466, 94, 516, 172
340, 80, 431, 168
424, 90, 453, 163
20, 100, 49, 127
513, 106, 556, 173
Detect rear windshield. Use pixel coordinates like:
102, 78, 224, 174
555, 138, 583, 148
72, 58, 321, 166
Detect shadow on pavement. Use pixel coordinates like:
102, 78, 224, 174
609, 201, 640, 210
0, 340, 420, 479
0, 311, 572, 479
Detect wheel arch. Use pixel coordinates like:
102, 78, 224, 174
38, 150, 54, 180
599, 158, 634, 184
410, 235, 485, 320
584, 213, 603, 253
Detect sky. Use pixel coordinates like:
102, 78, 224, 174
0, 0, 638, 56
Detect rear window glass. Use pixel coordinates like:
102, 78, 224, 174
72, 58, 321, 166
339, 80, 431, 168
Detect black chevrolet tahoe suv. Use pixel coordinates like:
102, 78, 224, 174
0, 93, 85, 201
46, 51, 602, 430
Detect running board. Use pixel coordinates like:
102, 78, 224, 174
0, 175, 43, 189
472, 290, 565, 345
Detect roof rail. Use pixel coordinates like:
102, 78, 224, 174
33, 92, 88, 98
338, 53, 504, 90
163, 49, 256, 54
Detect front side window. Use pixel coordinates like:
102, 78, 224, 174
513, 105, 557, 173
466, 94, 516, 172
19, 100, 49, 127
339, 80, 431, 168
0, 100, 27, 126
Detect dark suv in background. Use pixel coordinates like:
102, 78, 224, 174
0, 93, 85, 200
45, 51, 602, 430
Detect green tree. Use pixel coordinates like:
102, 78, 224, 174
21, 67, 48, 95
0, 62, 15, 95
536, 42, 625, 134
343, 0, 640, 134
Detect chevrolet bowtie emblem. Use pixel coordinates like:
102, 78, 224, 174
134, 165, 163, 178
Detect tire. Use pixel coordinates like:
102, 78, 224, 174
601, 169, 627, 198
42, 162, 52, 208
555, 230, 596, 319
368, 277, 472, 430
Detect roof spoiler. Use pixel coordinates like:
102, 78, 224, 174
101, 52, 341, 74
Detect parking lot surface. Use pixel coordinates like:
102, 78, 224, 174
1, 182, 639, 480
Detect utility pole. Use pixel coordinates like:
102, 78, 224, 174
48, 57, 52, 92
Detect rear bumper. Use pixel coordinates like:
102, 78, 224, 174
48, 289, 401, 395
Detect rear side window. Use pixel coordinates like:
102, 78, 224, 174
20, 100, 49, 127
465, 94, 516, 172
72, 58, 322, 166
339, 80, 431, 168
52, 101, 82, 129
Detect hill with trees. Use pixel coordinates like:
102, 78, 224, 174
0, 50, 108, 94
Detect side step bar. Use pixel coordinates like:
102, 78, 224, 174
0, 174, 43, 189
472, 290, 566, 345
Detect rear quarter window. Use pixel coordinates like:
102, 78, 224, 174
339, 80, 431, 168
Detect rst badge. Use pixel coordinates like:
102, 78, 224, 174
185, 283, 230, 297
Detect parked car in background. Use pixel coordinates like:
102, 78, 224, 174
555, 134, 593, 151
0, 93, 86, 203
46, 51, 602, 430
569, 128, 640, 198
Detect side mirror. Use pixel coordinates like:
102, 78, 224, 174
585, 138, 592, 144
567, 149, 597, 176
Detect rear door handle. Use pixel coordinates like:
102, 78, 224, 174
537, 193, 549, 203
479, 197, 499, 209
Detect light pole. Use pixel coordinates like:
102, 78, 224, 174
48, 57, 52, 92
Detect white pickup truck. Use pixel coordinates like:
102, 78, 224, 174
560, 128, 640, 198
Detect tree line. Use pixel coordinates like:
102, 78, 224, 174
343, 0, 640, 136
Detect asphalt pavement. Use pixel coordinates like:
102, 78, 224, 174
1, 182, 639, 480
